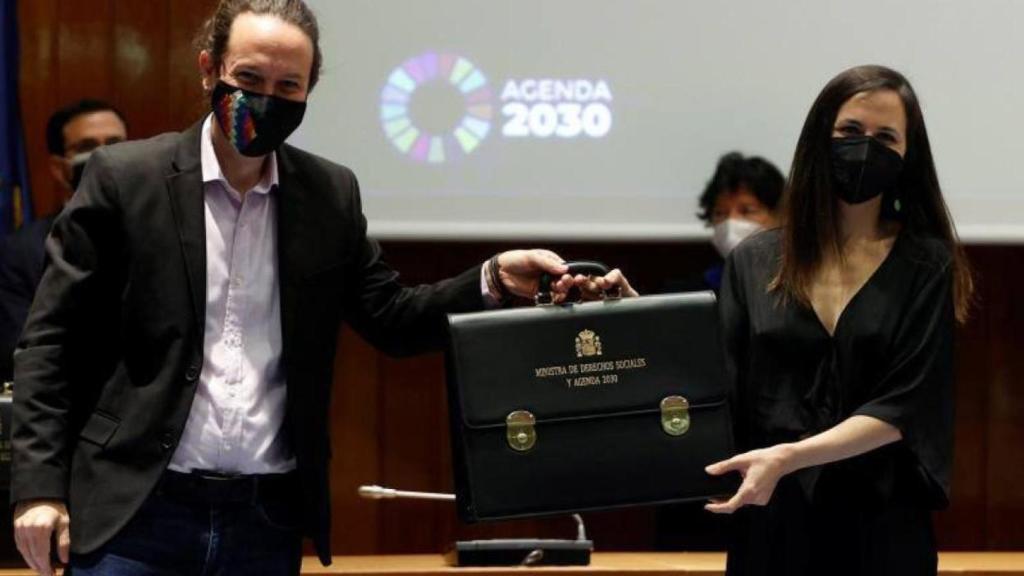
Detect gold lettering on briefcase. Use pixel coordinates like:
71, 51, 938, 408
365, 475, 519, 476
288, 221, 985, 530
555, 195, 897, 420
531, 331, 648, 388
533, 358, 648, 388
575, 329, 602, 357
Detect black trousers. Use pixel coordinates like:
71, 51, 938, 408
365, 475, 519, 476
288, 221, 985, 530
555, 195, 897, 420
726, 467, 937, 576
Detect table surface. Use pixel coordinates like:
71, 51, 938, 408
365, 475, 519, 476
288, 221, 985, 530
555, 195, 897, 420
4, 552, 1021, 575
298, 552, 1024, 575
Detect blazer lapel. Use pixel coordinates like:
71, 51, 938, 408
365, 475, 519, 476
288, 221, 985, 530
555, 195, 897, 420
166, 122, 207, 346
275, 146, 314, 367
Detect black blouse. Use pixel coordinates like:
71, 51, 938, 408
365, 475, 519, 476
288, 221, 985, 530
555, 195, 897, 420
719, 228, 955, 508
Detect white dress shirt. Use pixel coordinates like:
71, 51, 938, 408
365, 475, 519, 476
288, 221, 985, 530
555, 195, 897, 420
169, 116, 295, 474
168, 117, 500, 476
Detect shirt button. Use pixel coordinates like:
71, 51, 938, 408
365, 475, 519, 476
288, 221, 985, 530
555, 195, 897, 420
185, 365, 200, 382
160, 432, 175, 452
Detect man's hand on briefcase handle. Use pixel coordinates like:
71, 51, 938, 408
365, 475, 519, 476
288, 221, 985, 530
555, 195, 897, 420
14, 499, 70, 576
489, 250, 637, 303
492, 250, 570, 299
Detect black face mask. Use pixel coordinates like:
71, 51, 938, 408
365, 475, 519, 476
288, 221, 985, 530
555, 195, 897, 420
211, 81, 307, 157
830, 136, 904, 205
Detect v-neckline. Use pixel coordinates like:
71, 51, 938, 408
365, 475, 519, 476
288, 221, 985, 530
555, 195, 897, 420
809, 232, 903, 339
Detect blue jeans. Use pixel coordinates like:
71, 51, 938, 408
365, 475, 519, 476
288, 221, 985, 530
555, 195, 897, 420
68, 486, 303, 575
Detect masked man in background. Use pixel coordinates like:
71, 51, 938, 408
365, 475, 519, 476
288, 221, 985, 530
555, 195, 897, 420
0, 99, 127, 382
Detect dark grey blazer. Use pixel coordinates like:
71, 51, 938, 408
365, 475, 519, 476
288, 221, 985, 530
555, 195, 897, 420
11, 122, 483, 565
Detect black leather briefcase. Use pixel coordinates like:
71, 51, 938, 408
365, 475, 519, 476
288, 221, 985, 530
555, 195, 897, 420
445, 270, 739, 522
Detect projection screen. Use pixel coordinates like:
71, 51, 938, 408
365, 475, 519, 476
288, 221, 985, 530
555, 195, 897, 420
288, 0, 1024, 242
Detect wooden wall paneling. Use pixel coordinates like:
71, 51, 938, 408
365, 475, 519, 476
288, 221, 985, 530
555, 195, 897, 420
34, 0, 114, 218
168, 0, 218, 132
329, 328, 385, 554
583, 508, 661, 551
17, 0, 59, 218
111, 0, 170, 140
984, 247, 1024, 547
376, 353, 451, 553
936, 246, 994, 548
55, 0, 113, 111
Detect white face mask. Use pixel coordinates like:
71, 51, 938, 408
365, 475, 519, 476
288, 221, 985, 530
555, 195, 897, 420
711, 218, 764, 257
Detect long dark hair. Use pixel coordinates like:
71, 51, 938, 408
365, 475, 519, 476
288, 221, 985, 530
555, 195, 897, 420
772, 65, 973, 322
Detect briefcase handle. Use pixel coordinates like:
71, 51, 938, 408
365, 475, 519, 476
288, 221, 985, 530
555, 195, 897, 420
537, 260, 620, 305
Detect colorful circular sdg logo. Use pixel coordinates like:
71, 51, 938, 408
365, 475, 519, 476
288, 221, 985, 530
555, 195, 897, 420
379, 53, 493, 164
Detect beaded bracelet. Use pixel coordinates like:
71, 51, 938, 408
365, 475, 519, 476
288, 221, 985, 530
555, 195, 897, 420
487, 254, 514, 304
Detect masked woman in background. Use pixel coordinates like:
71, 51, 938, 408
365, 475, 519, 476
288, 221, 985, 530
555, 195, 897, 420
704, 65, 973, 576
670, 152, 784, 293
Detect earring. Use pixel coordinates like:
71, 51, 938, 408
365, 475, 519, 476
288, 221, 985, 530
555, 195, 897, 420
894, 196, 902, 213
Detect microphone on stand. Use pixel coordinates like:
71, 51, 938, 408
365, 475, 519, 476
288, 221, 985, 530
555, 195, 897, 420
358, 485, 456, 502
356, 484, 592, 566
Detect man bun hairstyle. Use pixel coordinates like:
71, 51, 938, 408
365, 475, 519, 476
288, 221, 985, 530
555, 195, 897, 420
195, 0, 323, 90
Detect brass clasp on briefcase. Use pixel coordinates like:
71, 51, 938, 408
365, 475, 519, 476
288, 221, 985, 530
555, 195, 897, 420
660, 396, 690, 436
506, 397, 690, 452
506, 411, 537, 451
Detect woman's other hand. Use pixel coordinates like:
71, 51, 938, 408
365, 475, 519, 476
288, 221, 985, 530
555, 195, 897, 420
703, 444, 794, 514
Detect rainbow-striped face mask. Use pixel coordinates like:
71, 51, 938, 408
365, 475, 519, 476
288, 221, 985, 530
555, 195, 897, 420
211, 81, 307, 157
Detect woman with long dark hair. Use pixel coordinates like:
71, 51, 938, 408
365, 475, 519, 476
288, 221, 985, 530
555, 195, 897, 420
704, 65, 972, 575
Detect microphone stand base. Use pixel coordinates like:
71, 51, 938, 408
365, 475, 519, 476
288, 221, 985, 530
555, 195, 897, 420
445, 538, 593, 567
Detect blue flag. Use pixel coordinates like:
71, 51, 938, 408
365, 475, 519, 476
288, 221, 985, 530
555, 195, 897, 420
0, 0, 33, 235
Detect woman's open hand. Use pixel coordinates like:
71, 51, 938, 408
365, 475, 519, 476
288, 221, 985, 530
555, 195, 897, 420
704, 445, 794, 514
